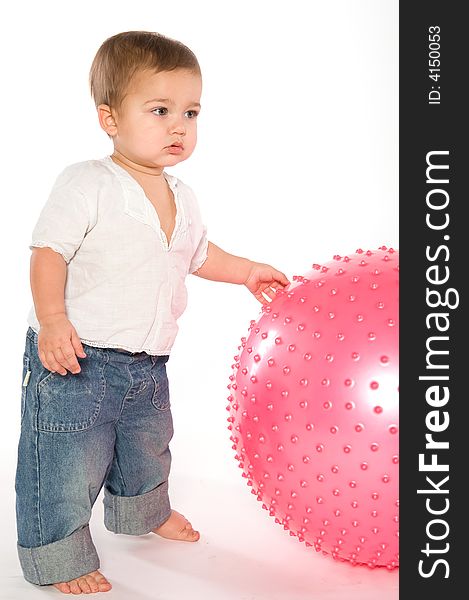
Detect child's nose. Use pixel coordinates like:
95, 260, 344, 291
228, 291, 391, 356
169, 116, 186, 135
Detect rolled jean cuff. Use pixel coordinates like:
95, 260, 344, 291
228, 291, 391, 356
103, 481, 171, 535
17, 524, 99, 585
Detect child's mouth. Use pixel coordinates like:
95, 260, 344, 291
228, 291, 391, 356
167, 144, 184, 154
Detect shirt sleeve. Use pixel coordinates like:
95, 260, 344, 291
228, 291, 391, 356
30, 168, 91, 264
177, 178, 209, 275
189, 223, 209, 274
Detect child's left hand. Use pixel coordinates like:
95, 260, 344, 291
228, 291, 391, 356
244, 262, 290, 304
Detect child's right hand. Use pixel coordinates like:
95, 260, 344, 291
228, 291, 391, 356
37, 313, 87, 375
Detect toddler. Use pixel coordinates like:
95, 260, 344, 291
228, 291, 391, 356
15, 30, 289, 595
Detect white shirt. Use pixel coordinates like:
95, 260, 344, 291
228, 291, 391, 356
27, 155, 208, 355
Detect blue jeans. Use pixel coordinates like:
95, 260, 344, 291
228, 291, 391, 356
15, 327, 174, 585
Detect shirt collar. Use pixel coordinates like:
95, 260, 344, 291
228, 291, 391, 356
102, 155, 180, 228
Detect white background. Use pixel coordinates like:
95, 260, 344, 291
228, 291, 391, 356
0, 1, 398, 598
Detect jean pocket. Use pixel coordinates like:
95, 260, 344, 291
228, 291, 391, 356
37, 358, 106, 432
150, 360, 170, 411
21, 354, 31, 421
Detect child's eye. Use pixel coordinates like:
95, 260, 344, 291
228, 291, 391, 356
185, 110, 199, 119
151, 107, 168, 116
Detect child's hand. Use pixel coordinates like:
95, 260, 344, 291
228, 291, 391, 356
37, 313, 87, 375
244, 262, 290, 304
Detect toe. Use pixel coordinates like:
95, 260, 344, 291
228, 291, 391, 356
52, 571, 111, 595
84, 574, 99, 593
183, 524, 200, 541
94, 571, 112, 591
98, 581, 112, 591
68, 579, 82, 594
192, 530, 201, 541
77, 577, 92, 594
54, 582, 72, 594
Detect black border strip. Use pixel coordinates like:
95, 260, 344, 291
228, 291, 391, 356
400, 1, 466, 596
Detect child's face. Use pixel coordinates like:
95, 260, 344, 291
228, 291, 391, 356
109, 68, 202, 169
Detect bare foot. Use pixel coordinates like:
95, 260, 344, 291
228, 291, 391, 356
52, 569, 112, 594
152, 509, 200, 542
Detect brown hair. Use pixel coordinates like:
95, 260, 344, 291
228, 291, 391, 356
89, 30, 201, 113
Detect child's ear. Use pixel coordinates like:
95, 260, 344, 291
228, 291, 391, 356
97, 104, 118, 137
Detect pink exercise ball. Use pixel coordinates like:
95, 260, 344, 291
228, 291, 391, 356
227, 247, 399, 569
